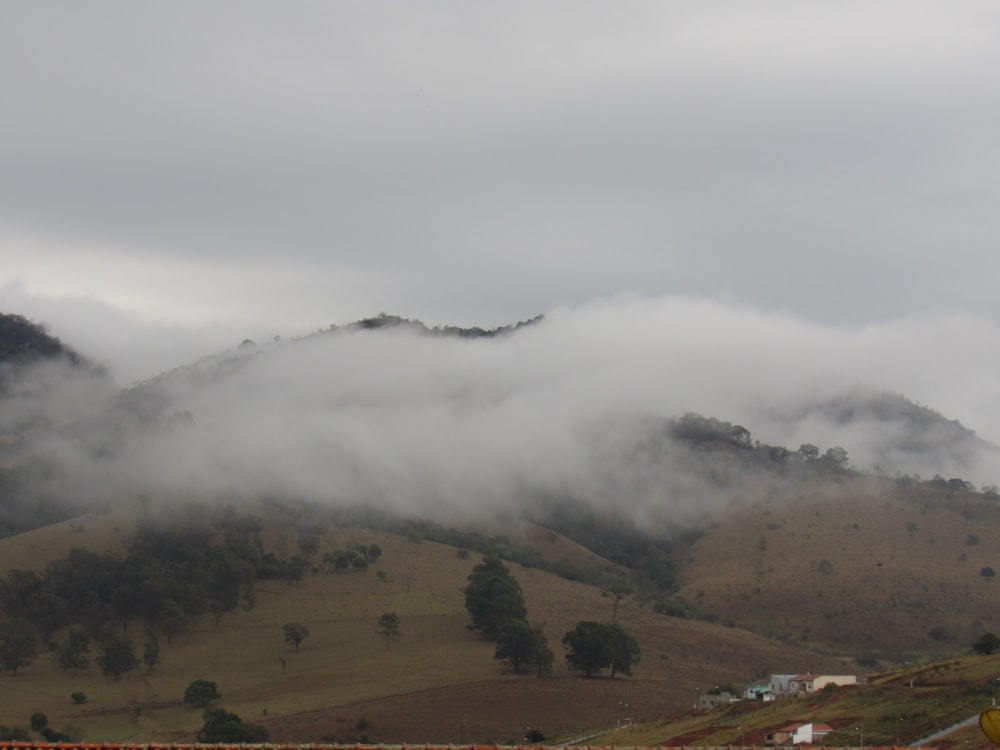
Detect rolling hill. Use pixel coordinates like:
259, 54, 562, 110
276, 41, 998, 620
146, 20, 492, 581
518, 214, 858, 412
3, 311, 1000, 743
0, 498, 853, 744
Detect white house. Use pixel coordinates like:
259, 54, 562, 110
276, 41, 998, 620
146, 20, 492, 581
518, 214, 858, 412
767, 722, 833, 745
744, 678, 775, 701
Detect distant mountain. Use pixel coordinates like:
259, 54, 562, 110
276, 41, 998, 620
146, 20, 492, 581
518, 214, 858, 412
757, 387, 998, 482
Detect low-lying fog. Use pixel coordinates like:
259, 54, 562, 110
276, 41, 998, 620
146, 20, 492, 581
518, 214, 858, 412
5, 296, 1000, 522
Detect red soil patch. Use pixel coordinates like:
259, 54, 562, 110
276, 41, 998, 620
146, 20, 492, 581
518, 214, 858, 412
262, 677, 677, 745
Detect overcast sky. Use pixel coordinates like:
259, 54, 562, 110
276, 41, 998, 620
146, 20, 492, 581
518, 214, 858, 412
3, 2, 1000, 392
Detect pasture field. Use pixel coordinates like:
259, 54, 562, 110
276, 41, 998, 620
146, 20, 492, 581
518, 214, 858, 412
0, 505, 851, 743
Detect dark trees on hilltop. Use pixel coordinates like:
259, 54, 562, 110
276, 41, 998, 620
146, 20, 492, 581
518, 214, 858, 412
0, 313, 85, 369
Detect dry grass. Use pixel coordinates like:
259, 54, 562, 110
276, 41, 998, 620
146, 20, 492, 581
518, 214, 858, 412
675, 477, 1000, 654
0, 506, 849, 744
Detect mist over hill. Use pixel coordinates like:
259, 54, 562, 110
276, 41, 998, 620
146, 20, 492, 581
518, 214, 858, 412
1, 304, 996, 541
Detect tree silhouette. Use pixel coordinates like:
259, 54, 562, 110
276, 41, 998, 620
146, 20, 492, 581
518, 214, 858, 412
376, 612, 401, 649
463, 556, 527, 639
283, 622, 310, 651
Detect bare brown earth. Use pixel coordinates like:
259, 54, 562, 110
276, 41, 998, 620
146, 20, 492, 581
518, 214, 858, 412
262, 678, 671, 745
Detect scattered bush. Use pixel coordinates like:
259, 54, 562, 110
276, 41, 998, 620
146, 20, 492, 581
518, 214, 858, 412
184, 679, 221, 708
928, 625, 951, 642
973, 632, 1000, 655
70, 693, 87, 705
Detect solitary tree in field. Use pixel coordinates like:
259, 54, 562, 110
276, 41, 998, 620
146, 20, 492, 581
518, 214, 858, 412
600, 576, 633, 623
376, 612, 401, 649
973, 632, 1000, 655
184, 679, 221, 708
283, 622, 310, 652
463, 556, 527, 639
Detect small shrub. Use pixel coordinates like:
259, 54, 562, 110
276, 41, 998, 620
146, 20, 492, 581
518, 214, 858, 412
973, 632, 1000, 655
70, 692, 87, 705
29, 714, 47, 732
928, 625, 951, 642
981, 566, 996, 579
184, 679, 221, 708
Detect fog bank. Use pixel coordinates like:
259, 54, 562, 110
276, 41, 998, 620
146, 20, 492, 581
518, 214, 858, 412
5, 296, 1000, 524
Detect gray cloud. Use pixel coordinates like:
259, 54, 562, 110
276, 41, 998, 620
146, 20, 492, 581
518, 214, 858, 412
7, 297, 1000, 530
3, 2, 1000, 521
3, 1, 1000, 336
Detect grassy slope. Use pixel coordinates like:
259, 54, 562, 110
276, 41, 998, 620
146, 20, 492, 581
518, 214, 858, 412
0, 505, 851, 744
674, 477, 1000, 656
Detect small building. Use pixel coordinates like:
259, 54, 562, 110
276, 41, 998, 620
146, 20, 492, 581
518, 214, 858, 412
770, 674, 798, 694
744, 678, 775, 702
766, 721, 834, 746
788, 674, 858, 694
698, 691, 740, 709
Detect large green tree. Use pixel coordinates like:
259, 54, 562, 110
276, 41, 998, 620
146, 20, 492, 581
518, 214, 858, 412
494, 620, 552, 675
605, 622, 641, 677
463, 556, 527, 639
562, 621, 640, 678
562, 621, 610, 677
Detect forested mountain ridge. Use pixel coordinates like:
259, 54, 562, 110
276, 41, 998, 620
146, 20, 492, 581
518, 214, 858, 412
0, 313, 87, 368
